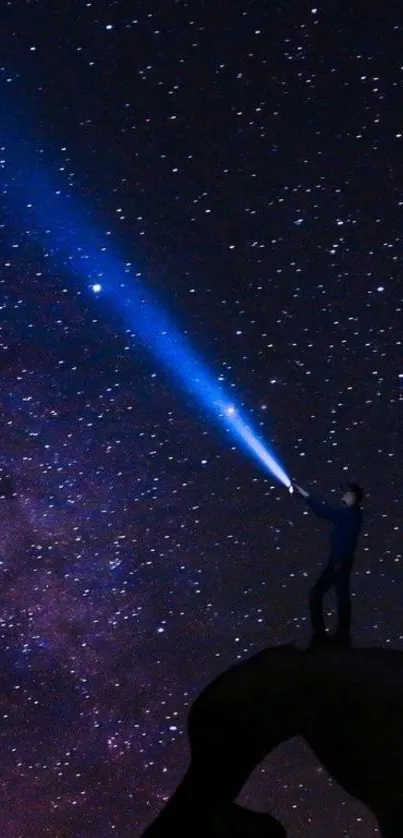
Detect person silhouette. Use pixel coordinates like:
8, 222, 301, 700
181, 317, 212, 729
292, 481, 364, 648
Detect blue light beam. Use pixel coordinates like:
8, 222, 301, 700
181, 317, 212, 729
2, 117, 291, 488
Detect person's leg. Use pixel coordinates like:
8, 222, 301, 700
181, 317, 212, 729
334, 566, 352, 644
308, 562, 335, 640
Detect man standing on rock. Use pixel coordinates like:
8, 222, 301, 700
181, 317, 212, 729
292, 482, 364, 649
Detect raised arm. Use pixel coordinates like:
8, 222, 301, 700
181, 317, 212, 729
292, 483, 340, 522
305, 495, 341, 522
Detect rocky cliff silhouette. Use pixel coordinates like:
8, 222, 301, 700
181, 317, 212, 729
140, 643, 403, 837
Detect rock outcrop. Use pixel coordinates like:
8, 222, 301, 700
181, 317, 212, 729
141, 643, 403, 837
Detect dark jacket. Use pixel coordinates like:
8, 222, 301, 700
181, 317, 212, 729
305, 495, 363, 561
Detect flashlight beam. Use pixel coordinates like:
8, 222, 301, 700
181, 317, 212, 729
3, 108, 291, 488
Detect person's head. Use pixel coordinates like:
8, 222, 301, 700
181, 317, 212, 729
341, 482, 364, 507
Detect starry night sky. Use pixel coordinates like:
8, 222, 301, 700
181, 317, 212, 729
1, 2, 402, 836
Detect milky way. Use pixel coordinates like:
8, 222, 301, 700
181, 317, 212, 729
0, 3, 402, 836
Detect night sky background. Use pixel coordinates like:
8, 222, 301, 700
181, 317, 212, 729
1, 2, 402, 836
